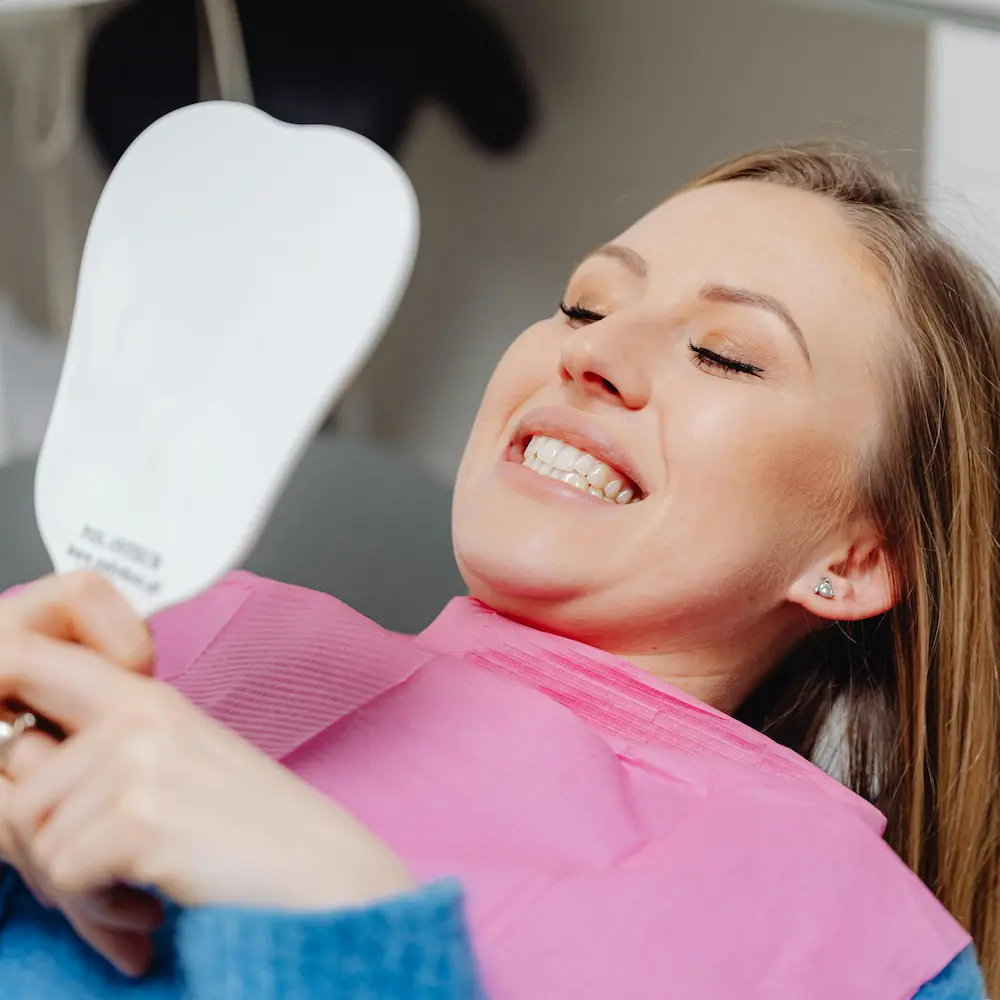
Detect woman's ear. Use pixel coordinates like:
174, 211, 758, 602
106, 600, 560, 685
787, 532, 896, 622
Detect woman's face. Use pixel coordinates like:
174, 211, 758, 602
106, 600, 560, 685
453, 180, 895, 674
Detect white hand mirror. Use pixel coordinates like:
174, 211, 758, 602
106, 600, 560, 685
34, 101, 419, 617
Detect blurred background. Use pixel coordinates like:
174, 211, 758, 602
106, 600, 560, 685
0, 0, 995, 627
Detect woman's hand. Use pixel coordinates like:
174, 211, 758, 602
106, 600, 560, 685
0, 572, 164, 974
0, 571, 414, 975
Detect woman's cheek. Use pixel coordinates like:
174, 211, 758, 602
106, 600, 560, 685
670, 394, 844, 508
664, 389, 756, 480
475, 327, 562, 427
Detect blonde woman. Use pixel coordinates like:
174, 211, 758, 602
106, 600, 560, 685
0, 146, 993, 999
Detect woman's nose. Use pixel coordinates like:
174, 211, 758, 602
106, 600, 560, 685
559, 326, 652, 410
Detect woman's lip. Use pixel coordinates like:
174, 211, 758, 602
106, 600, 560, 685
498, 458, 621, 507
510, 406, 646, 496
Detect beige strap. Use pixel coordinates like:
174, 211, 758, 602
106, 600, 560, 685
202, 0, 254, 105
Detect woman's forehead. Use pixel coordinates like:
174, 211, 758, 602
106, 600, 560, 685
609, 181, 895, 364
620, 181, 858, 272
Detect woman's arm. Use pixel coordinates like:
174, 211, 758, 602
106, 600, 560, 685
177, 881, 485, 1000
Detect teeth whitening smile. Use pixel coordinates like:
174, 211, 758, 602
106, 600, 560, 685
521, 436, 640, 504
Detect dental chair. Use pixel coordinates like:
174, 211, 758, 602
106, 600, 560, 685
0, 433, 465, 633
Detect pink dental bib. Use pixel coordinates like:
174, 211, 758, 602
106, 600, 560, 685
151, 571, 970, 1000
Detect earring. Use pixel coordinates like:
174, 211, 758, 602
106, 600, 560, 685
814, 576, 836, 600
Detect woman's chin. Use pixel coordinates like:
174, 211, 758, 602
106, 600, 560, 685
452, 470, 630, 609
456, 546, 590, 608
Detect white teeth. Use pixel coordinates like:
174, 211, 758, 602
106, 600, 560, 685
553, 445, 580, 472
523, 435, 547, 460
516, 434, 641, 504
538, 439, 561, 464
586, 464, 610, 490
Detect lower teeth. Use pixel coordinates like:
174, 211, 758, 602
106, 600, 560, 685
522, 457, 638, 504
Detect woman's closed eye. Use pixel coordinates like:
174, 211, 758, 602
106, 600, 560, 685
560, 301, 765, 379
560, 302, 606, 326
689, 343, 764, 378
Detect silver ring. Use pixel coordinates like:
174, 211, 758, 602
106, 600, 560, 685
0, 711, 37, 766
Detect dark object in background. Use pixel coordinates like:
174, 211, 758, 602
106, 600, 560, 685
84, 0, 536, 168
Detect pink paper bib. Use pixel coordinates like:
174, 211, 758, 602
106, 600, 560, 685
152, 572, 970, 1000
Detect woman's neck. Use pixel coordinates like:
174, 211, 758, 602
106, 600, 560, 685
468, 586, 809, 715
522, 608, 807, 715
609, 614, 809, 713
621, 648, 770, 713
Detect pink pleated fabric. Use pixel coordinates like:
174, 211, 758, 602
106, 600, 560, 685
149, 571, 968, 1000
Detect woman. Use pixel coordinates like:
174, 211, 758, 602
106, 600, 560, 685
0, 144, 994, 999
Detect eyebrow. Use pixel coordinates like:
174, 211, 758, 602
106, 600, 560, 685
591, 243, 648, 278
698, 283, 811, 365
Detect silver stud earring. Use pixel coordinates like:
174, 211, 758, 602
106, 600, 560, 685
814, 576, 836, 600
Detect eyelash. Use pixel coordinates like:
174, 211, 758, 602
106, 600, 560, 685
558, 302, 765, 378
560, 302, 605, 324
688, 343, 763, 378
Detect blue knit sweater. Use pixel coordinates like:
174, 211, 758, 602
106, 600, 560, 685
0, 866, 484, 998
0, 864, 984, 998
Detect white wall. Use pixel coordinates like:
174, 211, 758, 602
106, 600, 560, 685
924, 20, 1000, 278
344, 0, 927, 483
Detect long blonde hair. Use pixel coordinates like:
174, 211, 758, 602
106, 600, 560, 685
689, 146, 1000, 992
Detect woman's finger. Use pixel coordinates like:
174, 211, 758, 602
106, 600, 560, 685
0, 571, 153, 673
74, 885, 164, 934
65, 912, 153, 978
15, 728, 154, 899
0, 632, 142, 735
25, 757, 128, 892
1, 728, 61, 879
0, 770, 14, 860
29, 810, 141, 900
0, 772, 54, 906
5, 725, 116, 840
2, 727, 60, 782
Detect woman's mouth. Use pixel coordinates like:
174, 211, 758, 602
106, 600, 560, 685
518, 435, 641, 504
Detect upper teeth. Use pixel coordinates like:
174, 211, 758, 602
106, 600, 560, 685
522, 436, 639, 504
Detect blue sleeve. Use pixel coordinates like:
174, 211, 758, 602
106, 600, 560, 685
174, 879, 486, 1000
913, 946, 986, 1000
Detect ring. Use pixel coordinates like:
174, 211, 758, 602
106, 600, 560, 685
0, 711, 37, 767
